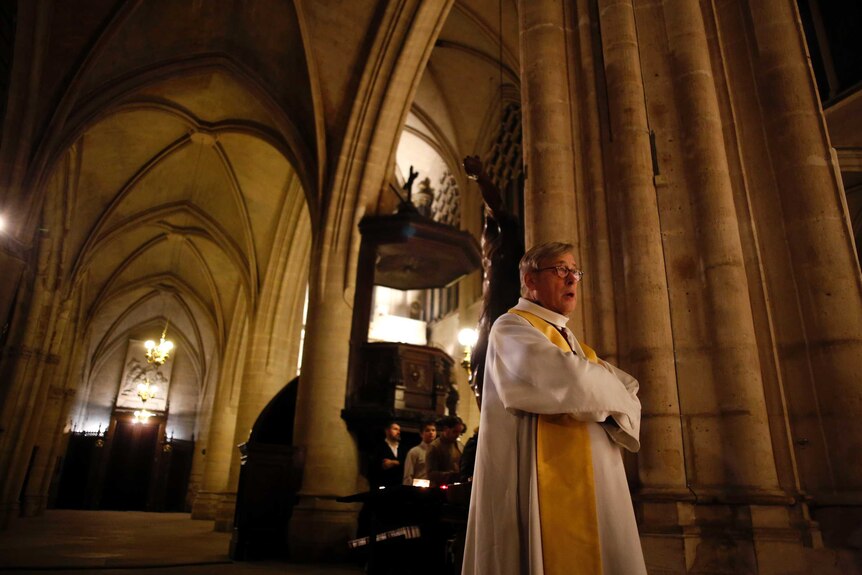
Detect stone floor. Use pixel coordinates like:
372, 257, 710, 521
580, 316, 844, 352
0, 510, 362, 574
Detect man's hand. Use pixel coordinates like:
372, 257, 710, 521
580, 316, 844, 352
382, 459, 400, 470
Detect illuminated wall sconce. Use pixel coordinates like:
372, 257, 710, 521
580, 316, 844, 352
457, 327, 478, 383
94, 423, 105, 448
162, 431, 174, 453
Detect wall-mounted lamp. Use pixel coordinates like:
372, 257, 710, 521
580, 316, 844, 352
162, 430, 175, 453
457, 327, 478, 383
94, 423, 105, 448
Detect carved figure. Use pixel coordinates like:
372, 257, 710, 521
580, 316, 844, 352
463, 155, 524, 406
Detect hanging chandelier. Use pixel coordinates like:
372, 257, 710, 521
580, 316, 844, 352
145, 322, 174, 365
133, 409, 154, 424
136, 377, 158, 403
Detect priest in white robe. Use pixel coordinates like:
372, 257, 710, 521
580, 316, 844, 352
462, 241, 647, 575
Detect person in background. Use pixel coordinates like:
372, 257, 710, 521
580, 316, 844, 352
403, 421, 437, 485
426, 416, 465, 486
357, 421, 406, 544
368, 421, 405, 489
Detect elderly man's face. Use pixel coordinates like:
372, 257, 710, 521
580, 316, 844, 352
525, 252, 579, 316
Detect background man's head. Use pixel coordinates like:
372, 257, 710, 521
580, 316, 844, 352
421, 422, 437, 444
519, 241, 581, 316
385, 422, 401, 443
437, 416, 465, 443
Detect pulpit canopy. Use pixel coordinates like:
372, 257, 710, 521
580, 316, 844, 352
359, 210, 481, 290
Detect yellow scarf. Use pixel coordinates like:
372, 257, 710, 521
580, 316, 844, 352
509, 308, 603, 575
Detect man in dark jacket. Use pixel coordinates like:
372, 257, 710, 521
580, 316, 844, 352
368, 421, 406, 488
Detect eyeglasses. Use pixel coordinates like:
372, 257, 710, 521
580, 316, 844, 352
537, 265, 584, 282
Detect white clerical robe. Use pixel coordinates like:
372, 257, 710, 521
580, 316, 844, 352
462, 298, 647, 575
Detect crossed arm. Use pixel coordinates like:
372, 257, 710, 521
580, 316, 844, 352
488, 314, 642, 451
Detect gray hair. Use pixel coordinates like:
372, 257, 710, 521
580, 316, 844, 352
519, 241, 576, 297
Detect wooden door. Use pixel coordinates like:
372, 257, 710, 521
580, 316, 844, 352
101, 420, 160, 510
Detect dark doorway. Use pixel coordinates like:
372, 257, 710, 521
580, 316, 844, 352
101, 421, 159, 510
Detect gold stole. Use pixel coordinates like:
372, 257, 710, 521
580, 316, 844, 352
509, 309, 603, 575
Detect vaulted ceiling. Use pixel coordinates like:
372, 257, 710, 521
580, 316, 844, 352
49, 68, 310, 426
4, 0, 520, 429
25, 0, 318, 425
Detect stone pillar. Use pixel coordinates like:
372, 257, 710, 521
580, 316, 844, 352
663, 0, 782, 496
19, 289, 88, 518
573, 0, 617, 364
190, 312, 245, 522
12, 295, 71, 511
597, 0, 688, 497
20, 383, 72, 516
288, 268, 361, 560
749, 0, 862, 499
286, 0, 454, 559
0, 238, 62, 527
216, 206, 310, 531
216, 319, 275, 531
518, 0, 579, 249
18, 304, 79, 518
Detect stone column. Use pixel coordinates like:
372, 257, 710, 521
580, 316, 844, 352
663, 0, 782, 496
573, 0, 617, 364
0, 236, 63, 527
288, 263, 361, 559
215, 318, 269, 531
286, 0, 454, 559
216, 200, 311, 531
518, 0, 579, 249
597, 0, 688, 497
20, 383, 72, 516
190, 309, 246, 523
749, 0, 862, 499
12, 295, 73, 515
19, 304, 79, 518
216, 319, 303, 531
